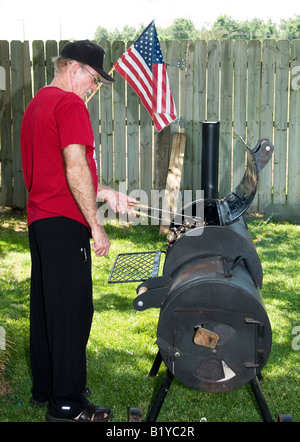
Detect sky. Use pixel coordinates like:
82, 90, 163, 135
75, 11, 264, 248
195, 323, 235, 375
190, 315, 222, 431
0, 0, 299, 42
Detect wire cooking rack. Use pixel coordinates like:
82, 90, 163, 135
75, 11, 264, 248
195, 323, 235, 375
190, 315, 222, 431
108, 251, 164, 283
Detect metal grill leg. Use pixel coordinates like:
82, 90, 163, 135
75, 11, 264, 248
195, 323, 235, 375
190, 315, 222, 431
146, 369, 174, 422
148, 351, 163, 377
250, 376, 274, 422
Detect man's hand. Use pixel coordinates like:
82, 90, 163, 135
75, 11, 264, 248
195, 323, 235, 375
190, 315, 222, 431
97, 186, 137, 214
91, 223, 111, 257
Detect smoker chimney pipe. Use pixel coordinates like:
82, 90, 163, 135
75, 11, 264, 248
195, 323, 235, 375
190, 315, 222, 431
201, 121, 220, 199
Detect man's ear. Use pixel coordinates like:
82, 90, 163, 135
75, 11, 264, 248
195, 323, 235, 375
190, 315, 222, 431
68, 61, 80, 77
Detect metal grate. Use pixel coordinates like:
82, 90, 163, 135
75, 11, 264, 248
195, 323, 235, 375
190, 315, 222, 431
108, 251, 164, 283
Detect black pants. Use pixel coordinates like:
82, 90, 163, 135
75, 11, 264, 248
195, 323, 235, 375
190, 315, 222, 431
28, 217, 94, 418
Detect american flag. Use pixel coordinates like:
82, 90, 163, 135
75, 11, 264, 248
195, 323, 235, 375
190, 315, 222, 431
114, 21, 177, 132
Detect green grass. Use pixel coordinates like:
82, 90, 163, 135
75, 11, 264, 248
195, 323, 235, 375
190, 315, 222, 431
0, 209, 299, 422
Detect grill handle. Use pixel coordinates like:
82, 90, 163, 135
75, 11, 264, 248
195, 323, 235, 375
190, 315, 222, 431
133, 276, 171, 311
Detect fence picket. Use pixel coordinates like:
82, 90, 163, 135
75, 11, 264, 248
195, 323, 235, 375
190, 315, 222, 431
32, 40, 45, 94
247, 40, 261, 212
192, 40, 207, 195
219, 40, 233, 198
274, 40, 289, 205
112, 41, 126, 190
181, 40, 194, 192
233, 40, 247, 192
45, 40, 58, 85
207, 40, 220, 122
0, 40, 13, 206
11, 41, 26, 208
259, 40, 276, 211
126, 41, 140, 193
288, 40, 300, 205
99, 40, 113, 188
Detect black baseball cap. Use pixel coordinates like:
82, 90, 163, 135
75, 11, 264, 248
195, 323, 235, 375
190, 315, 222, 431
60, 40, 115, 84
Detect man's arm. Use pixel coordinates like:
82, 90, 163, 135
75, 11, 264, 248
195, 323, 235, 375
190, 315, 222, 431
62, 144, 110, 257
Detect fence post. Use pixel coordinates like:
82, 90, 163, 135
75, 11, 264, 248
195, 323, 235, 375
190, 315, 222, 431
0, 40, 13, 206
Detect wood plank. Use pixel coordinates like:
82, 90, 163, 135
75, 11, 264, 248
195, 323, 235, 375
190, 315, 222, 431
181, 40, 194, 192
288, 40, 300, 205
233, 40, 247, 191
192, 40, 207, 195
140, 105, 153, 200
219, 39, 233, 198
273, 40, 289, 205
46, 40, 58, 85
207, 40, 220, 121
166, 39, 180, 141
126, 41, 140, 193
259, 39, 275, 211
0, 40, 13, 206
112, 41, 126, 190
154, 127, 171, 192
32, 40, 45, 94
247, 40, 261, 212
99, 40, 113, 188
23, 41, 32, 108
159, 133, 187, 234
87, 85, 100, 180
11, 40, 26, 208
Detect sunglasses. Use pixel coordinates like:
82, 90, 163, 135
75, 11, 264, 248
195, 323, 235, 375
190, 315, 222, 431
81, 66, 101, 86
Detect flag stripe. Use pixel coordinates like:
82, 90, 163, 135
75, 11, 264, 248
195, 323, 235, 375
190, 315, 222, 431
115, 47, 153, 111
115, 59, 152, 110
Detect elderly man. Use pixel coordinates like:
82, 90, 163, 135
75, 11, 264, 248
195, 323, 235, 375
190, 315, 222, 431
21, 40, 134, 422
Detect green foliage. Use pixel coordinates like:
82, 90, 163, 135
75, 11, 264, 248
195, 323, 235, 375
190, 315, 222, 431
94, 15, 300, 43
280, 14, 300, 40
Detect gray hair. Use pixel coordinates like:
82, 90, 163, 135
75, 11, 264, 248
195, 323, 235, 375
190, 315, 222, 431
52, 56, 73, 74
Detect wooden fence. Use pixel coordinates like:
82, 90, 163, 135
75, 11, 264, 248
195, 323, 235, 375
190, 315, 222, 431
1, 39, 300, 216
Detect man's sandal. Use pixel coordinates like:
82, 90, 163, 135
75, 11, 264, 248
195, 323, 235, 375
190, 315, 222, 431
46, 402, 113, 422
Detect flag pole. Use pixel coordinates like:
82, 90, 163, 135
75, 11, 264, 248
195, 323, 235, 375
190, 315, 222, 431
85, 65, 116, 104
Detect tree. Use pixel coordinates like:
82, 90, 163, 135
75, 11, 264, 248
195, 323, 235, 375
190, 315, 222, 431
169, 18, 199, 40
280, 15, 300, 40
94, 26, 109, 41
93, 16, 300, 43
205, 15, 279, 40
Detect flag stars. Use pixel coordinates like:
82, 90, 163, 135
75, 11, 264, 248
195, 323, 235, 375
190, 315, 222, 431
134, 22, 164, 70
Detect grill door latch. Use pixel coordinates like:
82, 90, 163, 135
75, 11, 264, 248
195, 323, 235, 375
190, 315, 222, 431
155, 337, 182, 362
133, 276, 171, 311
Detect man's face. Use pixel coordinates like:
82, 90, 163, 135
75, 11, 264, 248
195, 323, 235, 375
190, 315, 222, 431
69, 63, 101, 100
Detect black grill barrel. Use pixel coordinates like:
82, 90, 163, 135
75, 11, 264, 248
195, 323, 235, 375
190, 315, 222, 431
201, 121, 220, 200
131, 136, 275, 397
108, 133, 288, 420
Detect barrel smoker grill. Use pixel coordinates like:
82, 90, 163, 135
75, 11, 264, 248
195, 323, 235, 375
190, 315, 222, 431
109, 123, 292, 422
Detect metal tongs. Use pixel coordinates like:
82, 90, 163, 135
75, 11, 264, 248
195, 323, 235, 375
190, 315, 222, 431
126, 201, 203, 226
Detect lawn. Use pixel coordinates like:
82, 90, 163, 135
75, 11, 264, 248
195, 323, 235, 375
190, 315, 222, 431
0, 208, 299, 422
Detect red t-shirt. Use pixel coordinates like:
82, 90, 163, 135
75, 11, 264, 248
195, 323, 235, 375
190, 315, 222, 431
21, 87, 98, 228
